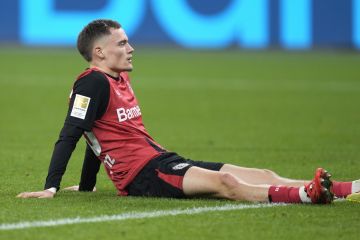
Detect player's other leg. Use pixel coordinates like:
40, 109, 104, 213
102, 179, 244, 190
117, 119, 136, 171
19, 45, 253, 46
219, 164, 307, 187
182, 167, 334, 204
219, 164, 359, 198
332, 179, 360, 198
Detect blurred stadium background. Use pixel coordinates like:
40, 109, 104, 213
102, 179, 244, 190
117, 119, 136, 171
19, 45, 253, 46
1, 0, 360, 49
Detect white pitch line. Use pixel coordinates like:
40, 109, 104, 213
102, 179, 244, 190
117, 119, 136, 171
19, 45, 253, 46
0, 203, 286, 231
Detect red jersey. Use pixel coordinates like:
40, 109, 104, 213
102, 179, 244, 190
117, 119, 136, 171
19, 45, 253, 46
78, 68, 164, 195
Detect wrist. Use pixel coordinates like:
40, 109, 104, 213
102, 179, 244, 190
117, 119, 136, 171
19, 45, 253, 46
46, 187, 57, 194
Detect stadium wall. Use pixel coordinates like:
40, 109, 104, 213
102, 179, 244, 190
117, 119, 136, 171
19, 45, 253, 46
0, 0, 359, 49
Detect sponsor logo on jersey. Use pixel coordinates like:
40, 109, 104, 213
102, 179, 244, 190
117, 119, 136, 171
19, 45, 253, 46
172, 163, 190, 170
70, 94, 90, 119
116, 105, 141, 123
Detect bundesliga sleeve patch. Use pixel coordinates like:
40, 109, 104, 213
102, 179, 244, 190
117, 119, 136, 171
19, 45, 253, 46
70, 94, 91, 120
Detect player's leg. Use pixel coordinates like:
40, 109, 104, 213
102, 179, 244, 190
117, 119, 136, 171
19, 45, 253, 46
126, 153, 333, 203
219, 164, 360, 198
219, 164, 307, 187
182, 166, 270, 202
182, 166, 334, 204
126, 153, 271, 202
332, 180, 360, 198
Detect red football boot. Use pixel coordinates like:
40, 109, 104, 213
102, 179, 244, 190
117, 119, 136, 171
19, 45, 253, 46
304, 168, 334, 204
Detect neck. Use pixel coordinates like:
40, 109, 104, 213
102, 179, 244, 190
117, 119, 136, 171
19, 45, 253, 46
90, 63, 120, 78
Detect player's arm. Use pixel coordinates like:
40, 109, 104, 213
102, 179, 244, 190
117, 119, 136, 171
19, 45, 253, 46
66, 72, 110, 192
80, 144, 101, 190
64, 144, 101, 192
17, 71, 109, 198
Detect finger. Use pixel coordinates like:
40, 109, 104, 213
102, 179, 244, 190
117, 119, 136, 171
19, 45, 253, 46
17, 192, 43, 198
16, 192, 28, 198
16, 192, 33, 198
16, 192, 37, 198
38, 194, 54, 199
63, 186, 79, 191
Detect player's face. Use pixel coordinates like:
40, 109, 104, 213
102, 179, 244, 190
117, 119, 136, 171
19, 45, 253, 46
100, 28, 134, 73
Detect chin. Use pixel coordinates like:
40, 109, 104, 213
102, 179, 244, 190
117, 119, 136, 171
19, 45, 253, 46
124, 66, 133, 72
117, 67, 133, 72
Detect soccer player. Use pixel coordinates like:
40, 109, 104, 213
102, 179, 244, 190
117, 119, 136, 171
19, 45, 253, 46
17, 19, 360, 203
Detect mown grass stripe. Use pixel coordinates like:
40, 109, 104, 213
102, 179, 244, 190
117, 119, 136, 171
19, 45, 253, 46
0, 203, 286, 231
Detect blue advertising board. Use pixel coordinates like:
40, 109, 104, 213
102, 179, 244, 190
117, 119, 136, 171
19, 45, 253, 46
0, 0, 359, 49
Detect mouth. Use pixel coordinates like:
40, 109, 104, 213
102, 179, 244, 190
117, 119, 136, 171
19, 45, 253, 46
127, 55, 132, 63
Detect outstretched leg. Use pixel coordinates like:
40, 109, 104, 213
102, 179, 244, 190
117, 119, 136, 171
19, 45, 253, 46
332, 180, 360, 198
182, 166, 333, 204
219, 164, 360, 198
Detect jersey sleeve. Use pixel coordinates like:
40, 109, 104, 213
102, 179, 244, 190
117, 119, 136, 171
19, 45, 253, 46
65, 71, 110, 131
78, 144, 101, 191
44, 124, 84, 190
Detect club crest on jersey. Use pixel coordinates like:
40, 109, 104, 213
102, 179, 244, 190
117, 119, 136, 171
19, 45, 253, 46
70, 94, 90, 119
116, 105, 141, 122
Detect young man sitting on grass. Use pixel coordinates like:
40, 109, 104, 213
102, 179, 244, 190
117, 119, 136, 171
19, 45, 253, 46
17, 19, 360, 204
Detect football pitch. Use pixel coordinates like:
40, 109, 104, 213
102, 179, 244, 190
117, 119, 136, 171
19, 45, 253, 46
0, 48, 359, 239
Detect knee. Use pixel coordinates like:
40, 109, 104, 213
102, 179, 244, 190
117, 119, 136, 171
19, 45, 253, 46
262, 168, 277, 176
262, 169, 280, 183
218, 173, 241, 199
219, 172, 238, 185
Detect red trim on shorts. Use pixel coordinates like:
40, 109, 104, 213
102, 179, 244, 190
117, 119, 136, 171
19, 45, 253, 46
156, 169, 183, 190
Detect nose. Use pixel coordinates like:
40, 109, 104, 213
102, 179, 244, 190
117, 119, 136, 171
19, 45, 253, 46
127, 43, 134, 53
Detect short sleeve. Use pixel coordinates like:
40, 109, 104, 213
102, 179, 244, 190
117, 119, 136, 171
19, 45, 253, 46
65, 71, 110, 131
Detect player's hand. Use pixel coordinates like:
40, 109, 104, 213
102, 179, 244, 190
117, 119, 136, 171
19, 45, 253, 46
63, 185, 96, 192
16, 190, 55, 199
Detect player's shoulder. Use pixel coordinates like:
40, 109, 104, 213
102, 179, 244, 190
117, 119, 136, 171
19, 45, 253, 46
74, 68, 109, 89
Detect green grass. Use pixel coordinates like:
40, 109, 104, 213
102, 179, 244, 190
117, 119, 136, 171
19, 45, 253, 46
0, 48, 360, 239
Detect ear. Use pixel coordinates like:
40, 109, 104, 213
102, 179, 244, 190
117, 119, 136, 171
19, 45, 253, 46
94, 46, 105, 59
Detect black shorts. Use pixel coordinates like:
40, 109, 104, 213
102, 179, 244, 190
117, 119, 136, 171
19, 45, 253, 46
125, 152, 224, 198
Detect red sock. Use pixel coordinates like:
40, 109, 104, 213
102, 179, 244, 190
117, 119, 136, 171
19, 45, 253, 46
332, 181, 352, 197
268, 186, 301, 203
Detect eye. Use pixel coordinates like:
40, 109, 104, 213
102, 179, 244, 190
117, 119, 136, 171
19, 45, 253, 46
118, 40, 127, 46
